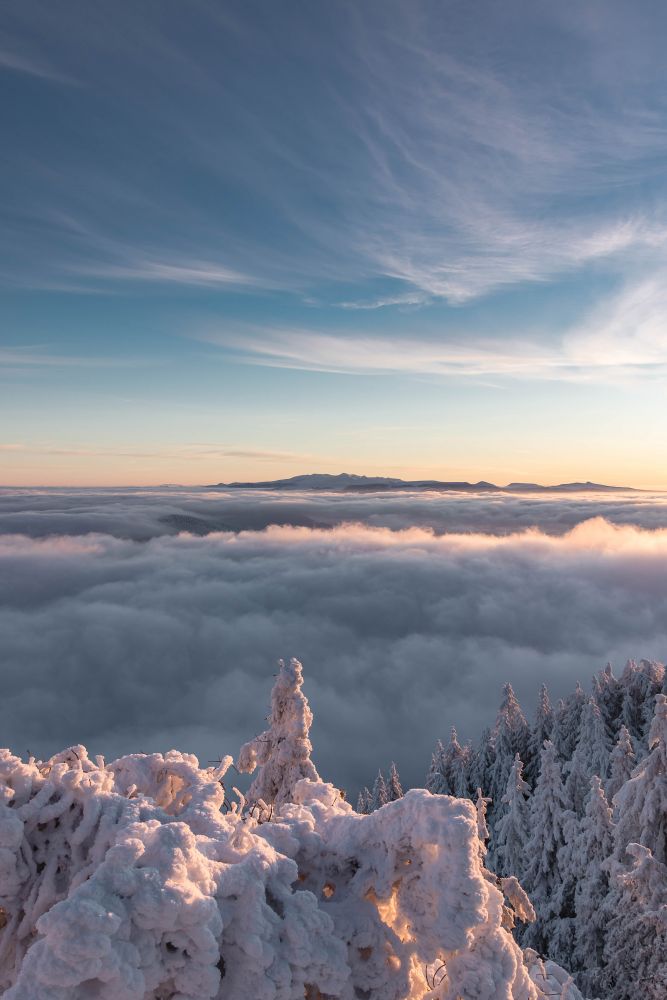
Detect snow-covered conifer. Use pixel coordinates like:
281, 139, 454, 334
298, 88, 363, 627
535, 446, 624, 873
446, 727, 471, 799
611, 693, 667, 867
554, 682, 586, 761
526, 683, 553, 787
494, 753, 530, 880
387, 761, 403, 802
237, 657, 320, 810
522, 740, 573, 958
593, 662, 623, 739
571, 775, 614, 994
602, 843, 667, 1000
489, 684, 530, 814
425, 739, 450, 795
371, 769, 389, 811
606, 724, 636, 804
356, 786, 372, 814
469, 726, 495, 798
564, 696, 610, 815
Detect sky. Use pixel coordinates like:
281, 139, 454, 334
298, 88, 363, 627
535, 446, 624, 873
2, 0, 667, 487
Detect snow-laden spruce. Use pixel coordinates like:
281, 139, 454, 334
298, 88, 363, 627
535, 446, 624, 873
360, 656, 666, 999
0, 659, 584, 1000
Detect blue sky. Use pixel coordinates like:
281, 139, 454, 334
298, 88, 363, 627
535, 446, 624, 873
2, 0, 667, 486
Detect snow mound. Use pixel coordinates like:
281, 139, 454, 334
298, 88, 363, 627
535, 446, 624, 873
0, 660, 586, 999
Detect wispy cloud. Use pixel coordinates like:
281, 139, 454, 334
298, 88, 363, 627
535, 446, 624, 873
0, 442, 317, 463
73, 258, 255, 289
0, 48, 73, 84
200, 298, 667, 383
5, 4, 667, 303
0, 348, 151, 370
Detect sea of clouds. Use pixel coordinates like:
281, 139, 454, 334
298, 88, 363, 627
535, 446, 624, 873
2, 487, 667, 794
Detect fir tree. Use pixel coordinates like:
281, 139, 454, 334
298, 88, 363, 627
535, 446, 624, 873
606, 724, 636, 805
237, 657, 320, 810
356, 786, 372, 814
602, 694, 667, 998
494, 753, 530, 880
526, 683, 553, 787
371, 769, 389, 811
564, 696, 610, 816
469, 726, 495, 799
571, 775, 614, 995
554, 682, 586, 761
387, 761, 403, 801
446, 727, 471, 799
602, 844, 667, 1000
425, 739, 450, 795
593, 662, 623, 740
522, 740, 573, 959
489, 683, 530, 814
612, 694, 667, 866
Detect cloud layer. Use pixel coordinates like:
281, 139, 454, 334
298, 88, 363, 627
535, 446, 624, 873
2, 500, 667, 794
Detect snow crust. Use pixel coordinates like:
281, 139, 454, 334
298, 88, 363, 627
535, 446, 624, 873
0, 660, 584, 1000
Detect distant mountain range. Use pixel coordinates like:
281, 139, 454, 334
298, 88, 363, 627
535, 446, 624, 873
208, 473, 639, 493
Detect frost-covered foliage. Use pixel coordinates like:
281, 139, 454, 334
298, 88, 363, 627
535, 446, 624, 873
358, 657, 665, 998
495, 754, 530, 881
237, 657, 320, 811
0, 661, 584, 1000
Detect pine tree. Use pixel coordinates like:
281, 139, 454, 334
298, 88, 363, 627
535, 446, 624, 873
571, 775, 614, 995
593, 662, 623, 740
526, 683, 553, 787
237, 657, 320, 810
606, 724, 636, 805
522, 740, 573, 959
564, 696, 610, 816
494, 753, 530, 880
469, 726, 495, 799
446, 728, 471, 799
356, 787, 372, 814
425, 739, 450, 795
602, 694, 667, 998
371, 769, 389, 811
602, 844, 667, 1000
554, 682, 586, 761
489, 684, 530, 815
612, 694, 667, 866
387, 761, 403, 801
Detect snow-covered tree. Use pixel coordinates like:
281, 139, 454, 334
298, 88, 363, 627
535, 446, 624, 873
564, 696, 610, 815
237, 657, 320, 810
0, 663, 587, 1000
612, 693, 667, 866
386, 761, 403, 802
489, 684, 530, 814
445, 727, 471, 799
494, 753, 531, 880
620, 658, 665, 753
593, 662, 623, 739
554, 682, 586, 761
526, 684, 553, 787
522, 740, 573, 958
606, 724, 636, 805
425, 739, 450, 795
571, 775, 615, 994
602, 843, 667, 1000
601, 694, 667, 998
356, 786, 372, 814
371, 769, 389, 811
469, 726, 495, 799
